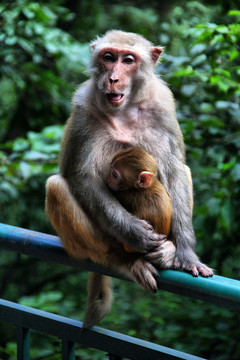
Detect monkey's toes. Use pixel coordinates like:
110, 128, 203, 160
191, 264, 214, 277
197, 265, 214, 277
145, 240, 176, 268
191, 265, 199, 277
131, 258, 158, 293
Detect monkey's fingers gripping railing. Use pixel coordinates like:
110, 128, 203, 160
0, 223, 240, 360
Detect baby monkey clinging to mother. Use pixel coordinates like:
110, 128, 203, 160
108, 147, 174, 262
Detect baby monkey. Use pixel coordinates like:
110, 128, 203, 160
108, 147, 172, 253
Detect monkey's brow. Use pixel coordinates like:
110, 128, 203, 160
99, 47, 139, 57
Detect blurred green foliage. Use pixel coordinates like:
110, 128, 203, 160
0, 1, 240, 359
0, 0, 90, 140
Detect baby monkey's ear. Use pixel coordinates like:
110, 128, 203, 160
137, 171, 154, 188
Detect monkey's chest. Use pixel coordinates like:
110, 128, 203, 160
107, 119, 148, 145
107, 110, 149, 144
108, 125, 136, 144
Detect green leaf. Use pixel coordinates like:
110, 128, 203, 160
173, 66, 195, 77
22, 7, 35, 19
199, 102, 213, 113
192, 54, 207, 67
18, 38, 34, 53
210, 34, 224, 45
214, 68, 231, 78
229, 50, 239, 62
190, 44, 206, 55
23, 151, 48, 160
0, 182, 18, 198
231, 164, 240, 181
228, 10, 240, 17
19, 161, 32, 180
218, 161, 235, 171
5, 36, 17, 46
181, 84, 197, 96
215, 25, 228, 34
12, 138, 29, 152
42, 125, 64, 140
228, 23, 240, 34
210, 76, 231, 92
215, 101, 231, 109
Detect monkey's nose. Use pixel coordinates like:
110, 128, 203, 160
109, 77, 119, 84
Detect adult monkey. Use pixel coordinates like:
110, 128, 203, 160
46, 30, 213, 327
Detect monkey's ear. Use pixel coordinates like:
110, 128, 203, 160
138, 171, 154, 188
90, 42, 97, 51
151, 47, 163, 64
90, 36, 101, 51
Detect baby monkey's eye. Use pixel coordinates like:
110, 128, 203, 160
112, 169, 119, 179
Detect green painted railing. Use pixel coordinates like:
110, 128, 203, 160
0, 223, 240, 360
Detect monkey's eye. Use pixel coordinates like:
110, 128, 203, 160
123, 55, 135, 64
103, 52, 115, 62
112, 169, 119, 179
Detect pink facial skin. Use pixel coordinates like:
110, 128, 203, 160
98, 47, 141, 106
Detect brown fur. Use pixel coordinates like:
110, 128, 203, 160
109, 148, 172, 241
118, 181, 172, 236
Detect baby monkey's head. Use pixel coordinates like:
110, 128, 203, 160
108, 147, 157, 191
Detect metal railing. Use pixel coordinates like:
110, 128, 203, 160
0, 223, 240, 360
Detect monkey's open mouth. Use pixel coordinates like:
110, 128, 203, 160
107, 93, 124, 105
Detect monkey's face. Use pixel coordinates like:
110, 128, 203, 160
108, 165, 133, 191
97, 47, 141, 108
108, 166, 124, 191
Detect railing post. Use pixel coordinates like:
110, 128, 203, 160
62, 340, 75, 360
17, 326, 30, 360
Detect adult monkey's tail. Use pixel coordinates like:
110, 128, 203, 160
83, 273, 113, 328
